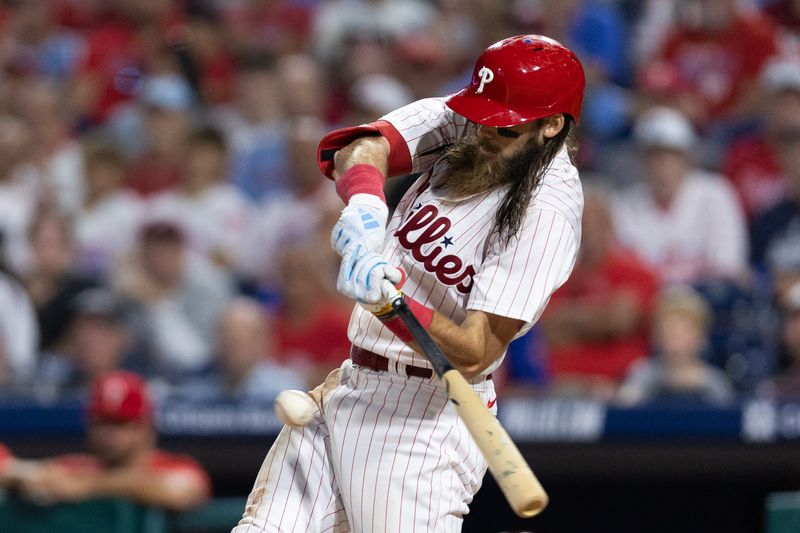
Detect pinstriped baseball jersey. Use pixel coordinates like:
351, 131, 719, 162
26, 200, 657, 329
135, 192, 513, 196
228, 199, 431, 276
234, 97, 583, 533
347, 97, 583, 376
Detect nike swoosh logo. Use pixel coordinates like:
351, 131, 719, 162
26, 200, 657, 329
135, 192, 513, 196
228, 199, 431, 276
487, 397, 497, 408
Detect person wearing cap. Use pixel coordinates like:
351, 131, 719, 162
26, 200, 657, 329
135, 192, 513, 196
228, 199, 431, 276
2, 371, 210, 510
36, 287, 142, 397
235, 35, 585, 531
758, 282, 800, 399
612, 106, 748, 286
722, 59, 800, 220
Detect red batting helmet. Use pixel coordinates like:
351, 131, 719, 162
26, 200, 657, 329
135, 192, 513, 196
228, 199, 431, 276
446, 35, 585, 127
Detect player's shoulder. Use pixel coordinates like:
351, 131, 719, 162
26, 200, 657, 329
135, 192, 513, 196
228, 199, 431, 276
529, 147, 583, 228
382, 96, 466, 126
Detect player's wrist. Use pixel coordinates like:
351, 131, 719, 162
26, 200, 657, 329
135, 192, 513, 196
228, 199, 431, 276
348, 193, 389, 227
336, 164, 387, 204
373, 296, 434, 343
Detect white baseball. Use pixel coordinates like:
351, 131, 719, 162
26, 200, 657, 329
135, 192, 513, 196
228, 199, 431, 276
275, 390, 317, 427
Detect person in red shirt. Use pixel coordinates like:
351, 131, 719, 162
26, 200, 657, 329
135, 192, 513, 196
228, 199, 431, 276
638, 0, 779, 125
0, 371, 210, 511
541, 187, 660, 398
722, 59, 800, 220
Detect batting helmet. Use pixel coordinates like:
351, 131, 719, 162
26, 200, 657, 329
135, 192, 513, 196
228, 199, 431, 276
446, 35, 585, 127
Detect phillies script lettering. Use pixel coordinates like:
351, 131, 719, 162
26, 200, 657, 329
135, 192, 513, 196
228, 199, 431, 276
395, 205, 475, 294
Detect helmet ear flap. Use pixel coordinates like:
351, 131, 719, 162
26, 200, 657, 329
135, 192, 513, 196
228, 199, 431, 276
445, 35, 586, 128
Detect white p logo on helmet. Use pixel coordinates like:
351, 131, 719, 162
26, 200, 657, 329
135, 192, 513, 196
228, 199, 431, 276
476, 67, 494, 94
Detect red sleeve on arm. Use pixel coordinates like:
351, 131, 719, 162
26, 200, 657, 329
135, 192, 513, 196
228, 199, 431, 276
317, 120, 412, 179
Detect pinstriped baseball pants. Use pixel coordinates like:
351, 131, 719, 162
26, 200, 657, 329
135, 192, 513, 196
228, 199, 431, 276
233, 359, 495, 533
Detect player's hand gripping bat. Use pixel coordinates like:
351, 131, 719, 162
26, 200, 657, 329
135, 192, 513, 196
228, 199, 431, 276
381, 283, 548, 518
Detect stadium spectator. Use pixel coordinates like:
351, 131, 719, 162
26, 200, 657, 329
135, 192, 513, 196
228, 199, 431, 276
182, 5, 236, 106
277, 53, 328, 120
37, 288, 143, 398
0, 116, 40, 273
612, 107, 748, 286
765, 0, 800, 34
147, 126, 251, 269
617, 286, 735, 407
637, 0, 779, 126
68, 2, 185, 125
238, 116, 340, 291
24, 210, 99, 351
211, 55, 288, 201
722, 59, 800, 220
0, 258, 38, 388
73, 143, 142, 277
0, 372, 210, 511
221, 0, 314, 57
114, 220, 233, 381
3, 0, 86, 82
758, 281, 800, 399
311, 0, 436, 66
20, 80, 85, 216
750, 124, 800, 298
542, 186, 660, 398
174, 297, 305, 402
271, 245, 352, 387
124, 74, 194, 196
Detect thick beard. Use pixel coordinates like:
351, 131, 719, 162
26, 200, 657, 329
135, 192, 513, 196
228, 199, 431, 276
441, 131, 541, 199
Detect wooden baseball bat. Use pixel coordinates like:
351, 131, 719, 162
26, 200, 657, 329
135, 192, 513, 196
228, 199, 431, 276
386, 290, 548, 518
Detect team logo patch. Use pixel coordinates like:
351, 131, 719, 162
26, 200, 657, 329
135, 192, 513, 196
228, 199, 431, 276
476, 67, 494, 94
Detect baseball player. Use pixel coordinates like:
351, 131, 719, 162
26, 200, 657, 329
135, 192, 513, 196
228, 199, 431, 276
234, 35, 585, 533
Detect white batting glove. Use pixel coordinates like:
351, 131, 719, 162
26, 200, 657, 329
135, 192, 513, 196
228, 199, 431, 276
337, 251, 403, 307
331, 194, 389, 260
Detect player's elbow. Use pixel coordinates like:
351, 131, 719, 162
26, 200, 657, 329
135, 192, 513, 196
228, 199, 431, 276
332, 137, 390, 179
458, 348, 501, 380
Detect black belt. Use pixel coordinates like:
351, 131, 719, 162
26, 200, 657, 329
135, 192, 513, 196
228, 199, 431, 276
350, 346, 492, 381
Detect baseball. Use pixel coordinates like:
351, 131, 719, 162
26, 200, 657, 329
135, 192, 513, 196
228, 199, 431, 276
275, 390, 317, 427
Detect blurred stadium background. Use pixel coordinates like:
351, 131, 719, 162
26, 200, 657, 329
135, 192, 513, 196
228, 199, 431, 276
1, 0, 800, 532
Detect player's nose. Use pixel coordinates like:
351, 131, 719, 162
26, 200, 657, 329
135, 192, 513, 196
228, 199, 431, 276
476, 124, 497, 140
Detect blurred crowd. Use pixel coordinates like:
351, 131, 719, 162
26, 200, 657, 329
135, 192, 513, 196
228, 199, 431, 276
0, 0, 799, 411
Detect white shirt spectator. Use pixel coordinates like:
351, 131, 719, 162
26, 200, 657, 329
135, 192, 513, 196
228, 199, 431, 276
0, 271, 38, 385
0, 165, 41, 272
74, 191, 144, 276
41, 140, 85, 216
143, 254, 235, 379
613, 170, 748, 285
147, 184, 252, 265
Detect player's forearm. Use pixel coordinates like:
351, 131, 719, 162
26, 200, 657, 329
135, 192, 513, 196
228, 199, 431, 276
87, 470, 207, 511
332, 136, 391, 179
423, 311, 513, 379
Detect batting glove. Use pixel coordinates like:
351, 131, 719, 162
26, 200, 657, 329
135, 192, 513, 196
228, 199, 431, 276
331, 194, 388, 261
337, 250, 403, 307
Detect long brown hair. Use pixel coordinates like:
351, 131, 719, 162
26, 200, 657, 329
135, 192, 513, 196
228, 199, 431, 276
493, 118, 576, 246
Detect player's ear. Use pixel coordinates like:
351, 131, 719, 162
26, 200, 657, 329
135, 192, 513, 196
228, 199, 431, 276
541, 114, 565, 139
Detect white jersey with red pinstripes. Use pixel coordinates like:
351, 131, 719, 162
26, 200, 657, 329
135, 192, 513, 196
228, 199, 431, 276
348, 97, 583, 376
